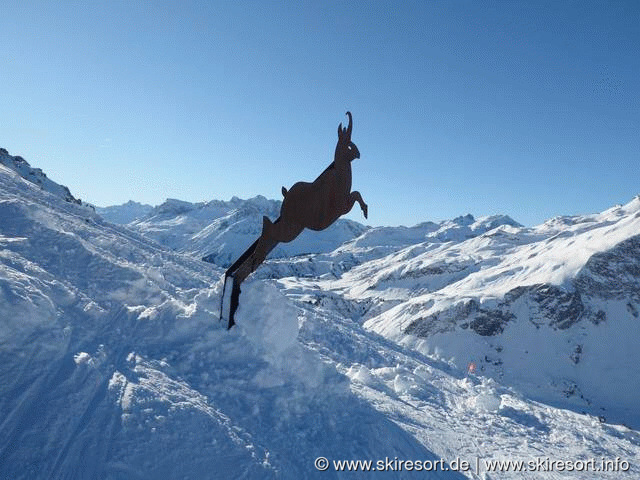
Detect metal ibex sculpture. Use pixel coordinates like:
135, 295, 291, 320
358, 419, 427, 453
218, 112, 367, 328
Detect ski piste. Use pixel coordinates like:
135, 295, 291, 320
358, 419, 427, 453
219, 219, 281, 328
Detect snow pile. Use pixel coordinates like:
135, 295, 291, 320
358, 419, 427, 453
236, 280, 330, 390
464, 378, 503, 414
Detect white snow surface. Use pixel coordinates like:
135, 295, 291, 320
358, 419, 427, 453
2, 157, 640, 479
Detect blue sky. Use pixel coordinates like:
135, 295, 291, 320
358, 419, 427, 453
1, 1, 638, 227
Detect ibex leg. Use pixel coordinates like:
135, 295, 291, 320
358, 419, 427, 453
347, 191, 368, 219
219, 223, 281, 329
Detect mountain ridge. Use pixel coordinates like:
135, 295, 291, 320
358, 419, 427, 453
0, 147, 86, 206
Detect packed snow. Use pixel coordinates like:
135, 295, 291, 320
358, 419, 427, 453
1, 151, 640, 478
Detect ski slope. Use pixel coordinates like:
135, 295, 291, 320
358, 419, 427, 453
1, 152, 640, 479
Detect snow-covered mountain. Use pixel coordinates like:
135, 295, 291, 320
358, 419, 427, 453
249, 202, 640, 428
339, 199, 640, 428
100, 196, 369, 266
2, 151, 640, 479
96, 200, 153, 224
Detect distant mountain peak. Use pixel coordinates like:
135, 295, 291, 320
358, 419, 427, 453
96, 200, 154, 224
451, 213, 475, 225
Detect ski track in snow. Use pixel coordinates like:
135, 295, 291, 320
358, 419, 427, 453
1, 161, 640, 478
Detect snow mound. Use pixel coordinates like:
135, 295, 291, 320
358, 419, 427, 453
238, 281, 299, 360
236, 280, 333, 390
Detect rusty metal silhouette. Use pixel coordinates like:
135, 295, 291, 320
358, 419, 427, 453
219, 112, 367, 328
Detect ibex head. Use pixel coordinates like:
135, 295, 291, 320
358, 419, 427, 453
336, 111, 360, 162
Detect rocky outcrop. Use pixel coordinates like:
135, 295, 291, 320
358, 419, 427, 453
404, 232, 640, 339
575, 234, 640, 301
0, 148, 83, 205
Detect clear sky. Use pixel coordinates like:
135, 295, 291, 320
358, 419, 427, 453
1, 1, 638, 227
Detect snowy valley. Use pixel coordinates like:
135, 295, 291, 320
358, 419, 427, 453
1, 148, 640, 479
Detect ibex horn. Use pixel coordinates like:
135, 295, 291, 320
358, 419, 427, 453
346, 111, 352, 138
